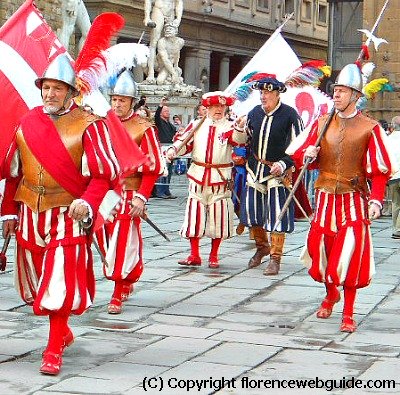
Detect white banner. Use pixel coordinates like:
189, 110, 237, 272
225, 30, 333, 128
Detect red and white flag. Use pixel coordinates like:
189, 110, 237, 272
0, 0, 66, 167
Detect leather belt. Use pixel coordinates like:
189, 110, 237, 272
254, 155, 274, 166
22, 179, 65, 196
192, 160, 232, 169
319, 171, 366, 189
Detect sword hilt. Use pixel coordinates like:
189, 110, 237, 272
0, 235, 11, 272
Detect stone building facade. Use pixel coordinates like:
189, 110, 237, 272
0, 0, 330, 92
1, 0, 398, 121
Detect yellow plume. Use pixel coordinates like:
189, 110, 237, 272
363, 78, 389, 99
320, 65, 332, 77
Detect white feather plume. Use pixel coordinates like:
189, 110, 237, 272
361, 62, 375, 85
101, 43, 149, 88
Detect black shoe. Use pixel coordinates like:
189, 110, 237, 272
167, 195, 177, 199
156, 194, 170, 199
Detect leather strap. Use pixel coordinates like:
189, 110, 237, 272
22, 179, 65, 196
192, 160, 232, 169
254, 154, 274, 166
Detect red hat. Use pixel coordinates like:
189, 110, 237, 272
201, 91, 235, 107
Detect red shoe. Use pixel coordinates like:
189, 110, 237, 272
208, 255, 219, 269
62, 328, 74, 350
108, 297, 122, 314
121, 284, 134, 302
316, 293, 341, 319
40, 351, 62, 375
178, 255, 202, 266
340, 315, 357, 333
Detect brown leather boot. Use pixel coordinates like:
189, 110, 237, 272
248, 226, 270, 268
263, 232, 285, 275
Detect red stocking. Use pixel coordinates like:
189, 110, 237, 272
112, 281, 124, 300
189, 237, 200, 259
210, 238, 222, 260
325, 282, 340, 301
343, 286, 357, 318
47, 313, 69, 355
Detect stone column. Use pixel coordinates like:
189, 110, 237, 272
133, 67, 144, 83
181, 48, 211, 93
219, 55, 230, 91
184, 48, 199, 87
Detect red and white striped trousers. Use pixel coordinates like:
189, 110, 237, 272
97, 190, 143, 283
301, 190, 374, 288
14, 204, 94, 316
180, 181, 234, 240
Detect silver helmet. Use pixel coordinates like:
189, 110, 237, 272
333, 64, 363, 93
110, 70, 138, 99
35, 53, 78, 95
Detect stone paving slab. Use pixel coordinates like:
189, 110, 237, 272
124, 337, 220, 366
160, 302, 233, 318
136, 323, 222, 339
148, 313, 208, 327
323, 341, 400, 358
193, 342, 281, 367
210, 330, 330, 350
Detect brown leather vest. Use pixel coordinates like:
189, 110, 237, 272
14, 108, 99, 212
122, 115, 152, 191
314, 113, 377, 194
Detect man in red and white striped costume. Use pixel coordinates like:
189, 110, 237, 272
166, 91, 246, 268
98, 70, 164, 314
291, 64, 393, 333
1, 54, 120, 375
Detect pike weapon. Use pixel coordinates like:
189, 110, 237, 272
0, 234, 11, 272
272, 0, 390, 232
142, 212, 170, 242
356, 0, 390, 64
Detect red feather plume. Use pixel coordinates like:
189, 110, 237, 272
245, 72, 277, 83
75, 13, 125, 94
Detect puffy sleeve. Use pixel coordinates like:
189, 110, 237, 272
171, 120, 195, 156
228, 126, 247, 147
366, 124, 393, 202
80, 119, 120, 213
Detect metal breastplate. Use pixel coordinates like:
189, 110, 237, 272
14, 108, 95, 212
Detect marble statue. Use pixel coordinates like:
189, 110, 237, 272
156, 22, 184, 85
143, 0, 183, 83
59, 0, 91, 51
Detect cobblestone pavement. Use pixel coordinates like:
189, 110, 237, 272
0, 175, 399, 394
